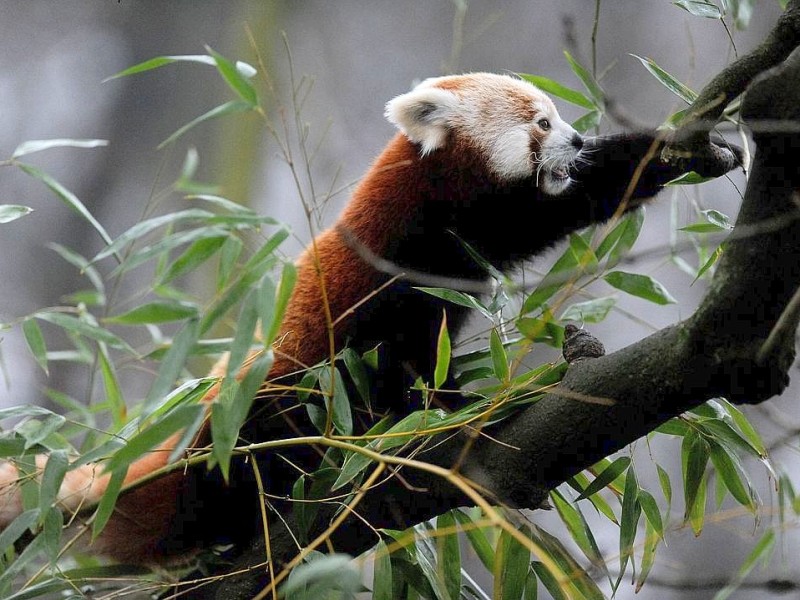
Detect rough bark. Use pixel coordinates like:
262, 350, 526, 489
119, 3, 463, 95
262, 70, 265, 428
202, 6, 800, 599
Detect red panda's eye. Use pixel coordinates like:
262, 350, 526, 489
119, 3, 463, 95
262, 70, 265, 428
538, 118, 551, 131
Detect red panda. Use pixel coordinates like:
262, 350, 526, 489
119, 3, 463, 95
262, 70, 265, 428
0, 73, 739, 566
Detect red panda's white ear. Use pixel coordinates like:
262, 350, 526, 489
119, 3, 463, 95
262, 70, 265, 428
385, 87, 459, 155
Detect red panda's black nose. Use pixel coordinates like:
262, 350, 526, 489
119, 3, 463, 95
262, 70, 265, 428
572, 134, 584, 151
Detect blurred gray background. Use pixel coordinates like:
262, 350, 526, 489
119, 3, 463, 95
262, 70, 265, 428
0, 2, 796, 598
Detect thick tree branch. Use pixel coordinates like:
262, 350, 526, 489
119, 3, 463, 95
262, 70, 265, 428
681, 0, 800, 135
203, 14, 800, 600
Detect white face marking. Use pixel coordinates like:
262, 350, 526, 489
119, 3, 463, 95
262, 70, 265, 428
536, 112, 582, 195
386, 73, 583, 194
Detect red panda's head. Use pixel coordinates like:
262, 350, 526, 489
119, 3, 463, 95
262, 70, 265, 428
385, 73, 583, 196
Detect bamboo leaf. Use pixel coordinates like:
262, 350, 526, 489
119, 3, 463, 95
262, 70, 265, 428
560, 296, 616, 324
519, 74, 596, 109
433, 311, 451, 390
631, 54, 698, 104
91, 467, 126, 539
207, 46, 258, 107
159, 235, 227, 284
18, 163, 112, 246
22, 319, 48, 375
12, 138, 107, 159
489, 329, 510, 382
495, 527, 530, 600
0, 509, 40, 555
373, 540, 394, 600
436, 512, 461, 600
415, 287, 493, 320
142, 318, 201, 416
577, 456, 631, 500
0, 205, 33, 224
159, 100, 253, 149
709, 441, 756, 511
453, 509, 495, 571
34, 312, 134, 354
564, 51, 604, 104
104, 54, 257, 81
604, 271, 677, 305
38, 450, 68, 517
107, 301, 198, 325
618, 466, 641, 579
682, 430, 710, 520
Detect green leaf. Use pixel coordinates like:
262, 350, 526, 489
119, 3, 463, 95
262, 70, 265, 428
93, 208, 215, 262
577, 456, 631, 500
282, 554, 361, 598
207, 46, 258, 107
518, 74, 595, 109
631, 54, 698, 104
373, 540, 394, 600
495, 527, 530, 600
433, 311, 451, 390
104, 54, 257, 81
673, 0, 723, 19
12, 138, 107, 159
596, 207, 645, 265
22, 318, 48, 375
635, 520, 661, 593
217, 235, 244, 289
142, 318, 201, 416
0, 204, 33, 224
531, 561, 568, 600
211, 350, 273, 479
604, 271, 677, 304
48, 243, 105, 294
415, 287, 493, 320
38, 450, 68, 520
265, 260, 297, 345
107, 301, 198, 325
408, 523, 454, 600
522, 234, 596, 314
551, 490, 607, 574
531, 526, 604, 600
436, 512, 461, 600
567, 473, 619, 524
159, 100, 253, 149
572, 110, 602, 133
638, 490, 664, 538
717, 398, 767, 456
709, 442, 756, 511
682, 431, 710, 520
201, 228, 289, 335
564, 51, 604, 105
453, 509, 495, 571
657, 463, 673, 509
665, 171, 716, 186
34, 312, 134, 354
91, 467, 126, 539
159, 235, 227, 284
332, 410, 448, 491
342, 348, 372, 406
560, 296, 616, 324
619, 466, 641, 578
318, 366, 353, 436
105, 404, 203, 473
0, 509, 40, 555
18, 163, 112, 246
489, 329, 510, 382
